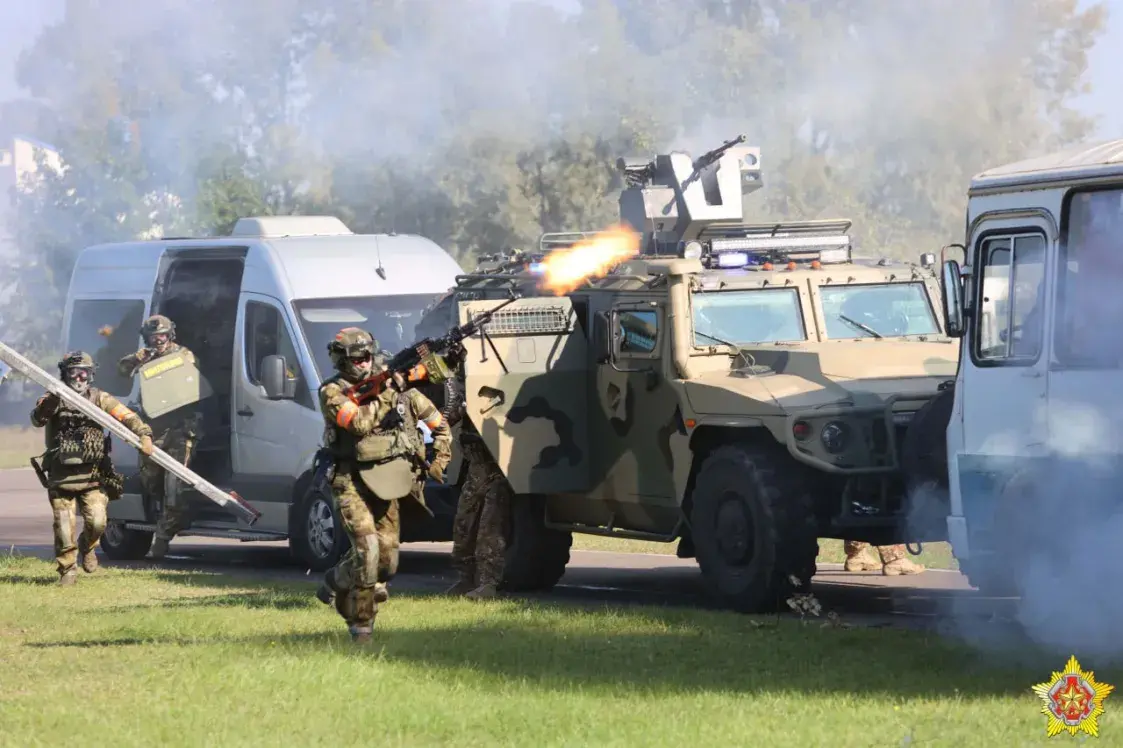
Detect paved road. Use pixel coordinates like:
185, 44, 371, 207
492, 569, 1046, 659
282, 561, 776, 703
0, 468, 1013, 632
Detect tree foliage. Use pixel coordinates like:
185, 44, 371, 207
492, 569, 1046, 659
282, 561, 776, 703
0, 0, 1110, 359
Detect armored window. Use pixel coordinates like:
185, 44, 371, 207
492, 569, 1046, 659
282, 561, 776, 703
618, 310, 659, 354
243, 300, 313, 409
693, 288, 806, 345
66, 298, 146, 397
973, 233, 1046, 363
1055, 187, 1123, 367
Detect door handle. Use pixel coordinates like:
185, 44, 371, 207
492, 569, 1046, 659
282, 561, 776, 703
237, 407, 254, 417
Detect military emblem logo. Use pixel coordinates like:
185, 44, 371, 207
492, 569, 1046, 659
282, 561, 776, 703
1032, 655, 1114, 738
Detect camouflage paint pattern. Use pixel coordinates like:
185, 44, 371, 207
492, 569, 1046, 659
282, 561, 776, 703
456, 257, 957, 539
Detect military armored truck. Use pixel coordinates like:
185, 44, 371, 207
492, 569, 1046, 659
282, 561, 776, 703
417, 137, 960, 612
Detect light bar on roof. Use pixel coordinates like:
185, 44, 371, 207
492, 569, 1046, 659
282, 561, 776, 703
710, 234, 852, 252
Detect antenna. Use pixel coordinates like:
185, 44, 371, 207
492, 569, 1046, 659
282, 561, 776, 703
374, 235, 387, 280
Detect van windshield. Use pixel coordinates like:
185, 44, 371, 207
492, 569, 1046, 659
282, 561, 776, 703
292, 294, 441, 379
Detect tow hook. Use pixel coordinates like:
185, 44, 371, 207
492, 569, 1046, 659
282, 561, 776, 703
906, 541, 924, 556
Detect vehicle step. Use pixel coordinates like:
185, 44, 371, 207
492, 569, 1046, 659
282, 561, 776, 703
123, 523, 287, 542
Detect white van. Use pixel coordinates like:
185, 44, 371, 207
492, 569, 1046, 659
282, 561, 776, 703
61, 215, 466, 570
936, 139, 1123, 594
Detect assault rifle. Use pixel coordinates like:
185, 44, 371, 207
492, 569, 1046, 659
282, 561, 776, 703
0, 340, 261, 525
343, 291, 520, 407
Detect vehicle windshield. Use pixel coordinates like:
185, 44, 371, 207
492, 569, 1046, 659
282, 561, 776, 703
818, 282, 939, 339
691, 289, 807, 345
292, 293, 442, 380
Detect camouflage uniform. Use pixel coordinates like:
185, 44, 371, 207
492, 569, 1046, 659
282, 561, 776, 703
843, 540, 925, 575
446, 416, 511, 599
116, 315, 203, 559
30, 352, 154, 584
314, 328, 452, 642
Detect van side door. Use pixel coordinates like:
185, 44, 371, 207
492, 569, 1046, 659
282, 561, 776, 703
231, 292, 323, 529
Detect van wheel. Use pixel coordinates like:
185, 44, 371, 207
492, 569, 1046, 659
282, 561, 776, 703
98, 521, 154, 560
689, 443, 818, 614
290, 480, 350, 572
501, 494, 572, 592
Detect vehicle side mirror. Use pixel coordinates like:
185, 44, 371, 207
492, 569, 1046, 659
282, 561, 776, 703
593, 312, 611, 364
261, 355, 296, 399
940, 259, 966, 337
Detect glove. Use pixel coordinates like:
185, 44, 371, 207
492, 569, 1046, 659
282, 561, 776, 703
139, 435, 155, 456
427, 461, 446, 484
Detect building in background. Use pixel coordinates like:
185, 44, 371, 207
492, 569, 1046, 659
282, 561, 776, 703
0, 133, 61, 255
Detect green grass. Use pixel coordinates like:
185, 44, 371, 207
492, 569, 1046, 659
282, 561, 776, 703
571, 534, 960, 571
0, 425, 40, 470
0, 552, 1110, 747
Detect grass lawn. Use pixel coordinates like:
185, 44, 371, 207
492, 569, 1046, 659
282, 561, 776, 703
0, 424, 40, 470
571, 534, 960, 571
0, 552, 1110, 747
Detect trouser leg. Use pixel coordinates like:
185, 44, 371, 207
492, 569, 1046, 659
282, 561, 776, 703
50, 493, 78, 582
76, 489, 109, 573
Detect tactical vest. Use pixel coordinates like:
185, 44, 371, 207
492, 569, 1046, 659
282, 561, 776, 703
323, 377, 423, 464
48, 388, 108, 467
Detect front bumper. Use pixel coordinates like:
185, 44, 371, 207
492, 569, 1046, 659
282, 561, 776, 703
784, 392, 937, 475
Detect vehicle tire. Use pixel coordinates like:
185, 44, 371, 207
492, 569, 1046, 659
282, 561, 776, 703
289, 479, 350, 572
501, 493, 572, 592
98, 521, 154, 560
689, 443, 818, 614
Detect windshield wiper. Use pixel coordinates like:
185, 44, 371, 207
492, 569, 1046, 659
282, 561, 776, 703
695, 329, 758, 371
838, 314, 883, 339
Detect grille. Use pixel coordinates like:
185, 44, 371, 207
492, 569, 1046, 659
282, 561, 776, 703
480, 305, 571, 336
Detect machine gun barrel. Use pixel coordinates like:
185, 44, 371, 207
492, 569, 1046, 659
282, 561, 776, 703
692, 134, 747, 171
0, 340, 261, 525
344, 293, 519, 406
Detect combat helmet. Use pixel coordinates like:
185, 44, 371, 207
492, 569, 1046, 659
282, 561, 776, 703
140, 314, 176, 351
327, 327, 380, 381
58, 350, 96, 394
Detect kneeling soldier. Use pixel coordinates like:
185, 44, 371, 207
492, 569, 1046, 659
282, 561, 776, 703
30, 351, 154, 585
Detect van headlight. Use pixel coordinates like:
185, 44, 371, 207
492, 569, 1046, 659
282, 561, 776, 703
821, 421, 848, 453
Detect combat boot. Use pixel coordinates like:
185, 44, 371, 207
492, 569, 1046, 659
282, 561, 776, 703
883, 557, 926, 576
78, 539, 98, 573
844, 547, 882, 572
349, 625, 373, 644
149, 538, 169, 561
58, 568, 77, 586
465, 582, 499, 600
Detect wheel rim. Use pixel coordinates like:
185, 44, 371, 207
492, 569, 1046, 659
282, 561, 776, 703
306, 497, 336, 559
715, 491, 753, 565
102, 521, 125, 547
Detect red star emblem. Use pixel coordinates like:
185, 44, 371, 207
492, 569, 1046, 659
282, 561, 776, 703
1050, 675, 1094, 723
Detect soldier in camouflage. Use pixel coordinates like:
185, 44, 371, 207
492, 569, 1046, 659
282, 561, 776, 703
843, 541, 925, 575
313, 328, 452, 642
117, 314, 203, 560
30, 351, 155, 585
445, 414, 511, 600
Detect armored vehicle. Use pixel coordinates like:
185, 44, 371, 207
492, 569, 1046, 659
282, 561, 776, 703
417, 137, 960, 612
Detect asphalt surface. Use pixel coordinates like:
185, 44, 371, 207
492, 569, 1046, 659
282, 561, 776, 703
0, 468, 1018, 634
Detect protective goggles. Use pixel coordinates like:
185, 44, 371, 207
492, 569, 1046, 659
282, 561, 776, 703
67, 368, 92, 382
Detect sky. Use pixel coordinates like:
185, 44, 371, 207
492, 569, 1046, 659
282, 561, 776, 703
0, 0, 1120, 140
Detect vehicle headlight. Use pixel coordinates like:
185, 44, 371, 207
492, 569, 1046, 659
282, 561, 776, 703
820, 421, 848, 454
682, 240, 703, 259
